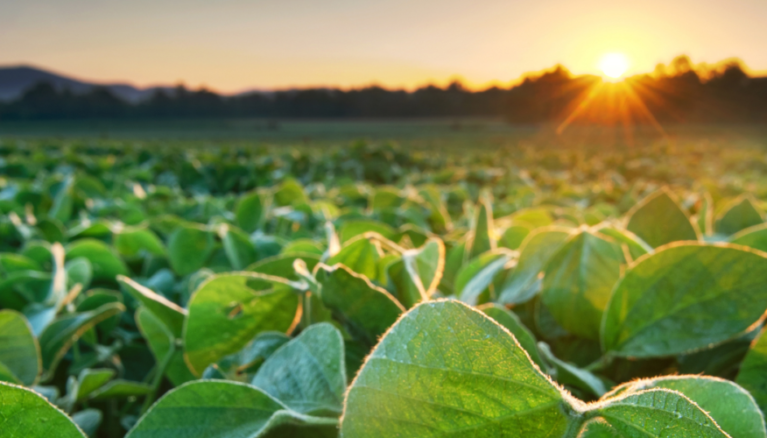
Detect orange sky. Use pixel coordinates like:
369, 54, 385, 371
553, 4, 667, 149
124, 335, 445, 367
1, 0, 766, 93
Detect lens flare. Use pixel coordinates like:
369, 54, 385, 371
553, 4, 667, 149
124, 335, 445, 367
599, 53, 630, 80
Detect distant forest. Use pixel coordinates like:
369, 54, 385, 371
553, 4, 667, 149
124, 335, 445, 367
1, 56, 766, 124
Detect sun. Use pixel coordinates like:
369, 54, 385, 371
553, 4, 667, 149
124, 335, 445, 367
599, 53, 630, 81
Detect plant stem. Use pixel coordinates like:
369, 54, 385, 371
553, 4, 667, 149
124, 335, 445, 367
562, 414, 587, 438
141, 344, 174, 414
584, 354, 614, 372
303, 292, 313, 327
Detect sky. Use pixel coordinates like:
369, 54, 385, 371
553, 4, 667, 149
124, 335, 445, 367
1, 0, 766, 93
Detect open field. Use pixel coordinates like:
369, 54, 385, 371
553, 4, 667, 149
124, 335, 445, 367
1, 128, 767, 437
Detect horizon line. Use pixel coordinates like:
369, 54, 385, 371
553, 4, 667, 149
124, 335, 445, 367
2, 56, 766, 96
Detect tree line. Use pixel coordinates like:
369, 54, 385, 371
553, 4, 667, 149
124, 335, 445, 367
1, 56, 765, 124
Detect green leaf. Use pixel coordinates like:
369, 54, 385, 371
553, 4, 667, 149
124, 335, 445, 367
205, 331, 290, 382
338, 220, 397, 243
468, 198, 494, 259
136, 308, 196, 387
184, 273, 300, 375
579, 419, 621, 437
71, 409, 102, 438
737, 329, 767, 417
538, 342, 606, 398
167, 225, 214, 276
39, 302, 125, 378
497, 227, 572, 305
66, 239, 128, 283
589, 389, 729, 437
0, 253, 42, 275
89, 380, 152, 400
340, 300, 575, 438
219, 224, 258, 271
327, 235, 381, 281
387, 238, 445, 308
252, 323, 346, 416
716, 196, 763, 236
66, 257, 92, 291
541, 231, 625, 340
48, 176, 74, 223
273, 178, 308, 207
455, 250, 512, 305
611, 375, 767, 438
118, 275, 187, 339
247, 253, 320, 281
0, 310, 40, 386
731, 223, 767, 252
499, 225, 530, 250
126, 380, 337, 438
596, 226, 651, 262
625, 188, 698, 248
478, 303, 545, 369
315, 264, 404, 344
281, 239, 324, 256
114, 227, 166, 258
236, 191, 264, 233
74, 368, 115, 401
602, 243, 767, 358
0, 381, 86, 437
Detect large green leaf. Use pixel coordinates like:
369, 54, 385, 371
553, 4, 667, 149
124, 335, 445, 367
326, 235, 381, 281
39, 302, 125, 378
136, 308, 196, 387
341, 300, 575, 437
119, 275, 186, 338
167, 225, 214, 276
0, 381, 86, 437
0, 310, 40, 385
737, 329, 767, 416
315, 264, 404, 344
387, 238, 445, 308
716, 196, 763, 236
184, 273, 300, 375
625, 189, 698, 248
588, 389, 729, 437
252, 323, 346, 416
66, 239, 128, 282
126, 380, 337, 438
497, 227, 572, 305
236, 191, 264, 233
609, 375, 767, 438
602, 243, 767, 358
541, 231, 625, 340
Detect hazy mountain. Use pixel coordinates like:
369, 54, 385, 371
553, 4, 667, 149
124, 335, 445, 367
0, 65, 171, 103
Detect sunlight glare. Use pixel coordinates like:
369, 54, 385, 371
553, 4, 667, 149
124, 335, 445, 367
599, 53, 630, 80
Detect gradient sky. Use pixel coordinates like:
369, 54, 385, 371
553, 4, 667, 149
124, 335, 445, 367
2, 0, 766, 93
